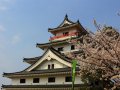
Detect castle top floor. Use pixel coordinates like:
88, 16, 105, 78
48, 15, 87, 41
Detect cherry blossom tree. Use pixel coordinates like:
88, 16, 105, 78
66, 21, 120, 90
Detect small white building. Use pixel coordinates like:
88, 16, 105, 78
2, 15, 88, 90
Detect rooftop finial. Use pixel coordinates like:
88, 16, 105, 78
65, 14, 68, 20
77, 20, 80, 24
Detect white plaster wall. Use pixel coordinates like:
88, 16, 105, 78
54, 44, 69, 51
54, 44, 79, 53
11, 75, 83, 85
27, 49, 72, 71
43, 28, 80, 52
43, 43, 79, 54
12, 78, 19, 85
35, 59, 67, 70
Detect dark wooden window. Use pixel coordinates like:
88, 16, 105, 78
63, 32, 69, 36
20, 79, 26, 83
48, 64, 50, 69
71, 45, 75, 50
52, 64, 54, 69
48, 77, 55, 83
65, 76, 72, 82
58, 47, 63, 51
33, 78, 39, 83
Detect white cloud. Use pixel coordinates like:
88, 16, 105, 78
0, 0, 16, 11
3, 0, 13, 3
0, 25, 5, 32
0, 6, 8, 11
11, 35, 21, 45
0, 25, 6, 49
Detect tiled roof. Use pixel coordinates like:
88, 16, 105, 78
36, 36, 85, 49
3, 67, 80, 76
36, 39, 68, 49
21, 47, 74, 72
57, 14, 76, 27
48, 14, 77, 32
47, 15, 87, 34
26, 46, 72, 64
49, 47, 72, 63
3, 46, 80, 77
24, 56, 42, 61
48, 23, 79, 32
23, 56, 42, 64
2, 84, 85, 88
23, 46, 72, 64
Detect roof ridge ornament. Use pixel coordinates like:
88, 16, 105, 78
65, 14, 68, 20
77, 20, 80, 24
48, 15, 87, 35
46, 55, 51, 61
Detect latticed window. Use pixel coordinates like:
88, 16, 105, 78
33, 78, 39, 83
20, 79, 26, 83
48, 64, 50, 69
65, 76, 72, 82
58, 47, 63, 51
48, 77, 55, 83
52, 64, 54, 69
48, 64, 54, 69
63, 32, 69, 36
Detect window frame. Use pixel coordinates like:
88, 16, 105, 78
65, 76, 72, 82
58, 47, 63, 51
48, 64, 50, 69
48, 77, 55, 83
33, 78, 40, 83
51, 64, 54, 69
63, 32, 69, 36
20, 79, 26, 83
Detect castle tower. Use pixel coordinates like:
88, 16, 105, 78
37, 15, 87, 53
2, 15, 88, 90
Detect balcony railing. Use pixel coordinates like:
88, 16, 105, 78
49, 32, 78, 41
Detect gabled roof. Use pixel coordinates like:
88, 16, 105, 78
23, 56, 41, 64
3, 67, 80, 77
3, 48, 81, 78
36, 37, 85, 49
2, 84, 83, 89
3, 47, 77, 77
48, 15, 85, 34
36, 39, 68, 49
56, 14, 75, 28
25, 47, 72, 71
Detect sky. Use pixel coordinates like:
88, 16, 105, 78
0, 0, 120, 86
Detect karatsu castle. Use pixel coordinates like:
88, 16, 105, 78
2, 15, 89, 90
